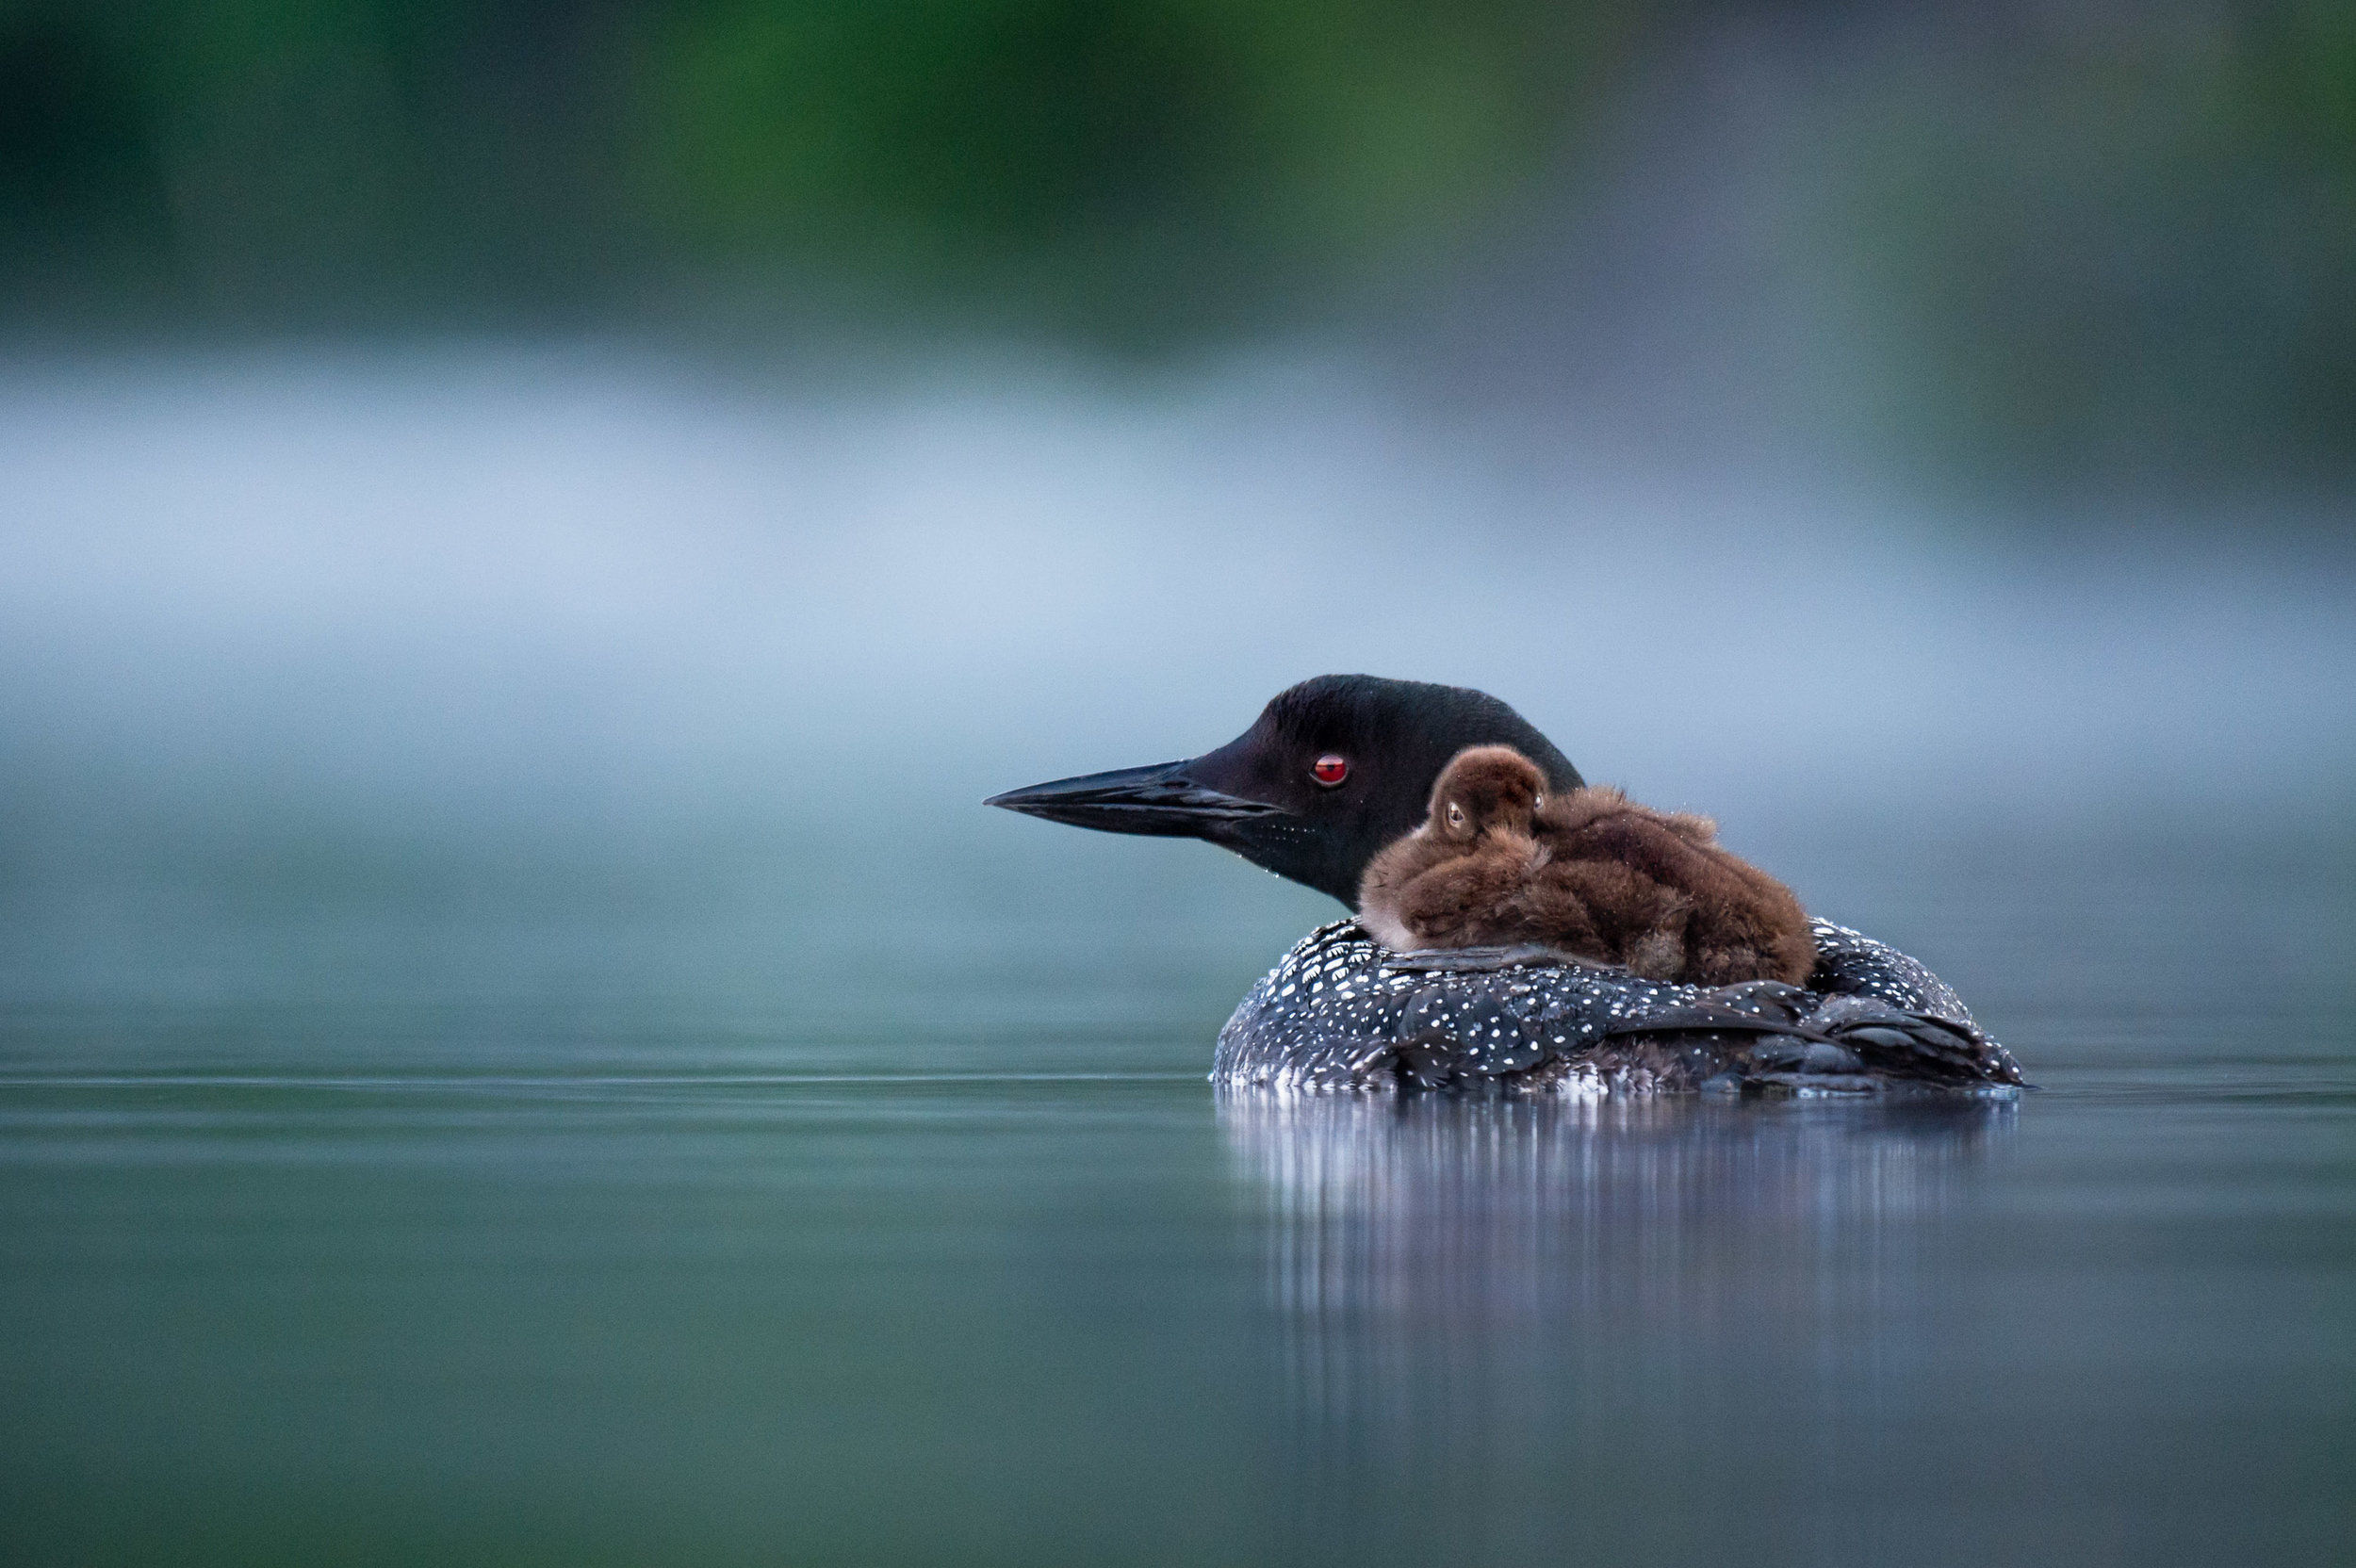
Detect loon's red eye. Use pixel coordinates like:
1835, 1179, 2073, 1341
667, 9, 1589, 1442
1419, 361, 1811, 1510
1311, 755, 1349, 787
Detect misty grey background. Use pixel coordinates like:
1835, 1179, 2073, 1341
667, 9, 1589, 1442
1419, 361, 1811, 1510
7, 348, 2348, 935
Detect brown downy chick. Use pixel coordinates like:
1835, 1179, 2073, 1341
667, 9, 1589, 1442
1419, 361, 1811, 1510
1357, 745, 1816, 987
1357, 745, 1553, 952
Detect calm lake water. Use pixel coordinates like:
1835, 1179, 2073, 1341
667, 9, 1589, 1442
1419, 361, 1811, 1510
4, 815, 2350, 1567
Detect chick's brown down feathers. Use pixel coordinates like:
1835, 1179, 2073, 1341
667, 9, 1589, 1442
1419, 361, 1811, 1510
1357, 745, 1815, 987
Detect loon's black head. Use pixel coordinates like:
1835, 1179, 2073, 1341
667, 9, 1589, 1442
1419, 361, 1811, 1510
985, 675, 1584, 907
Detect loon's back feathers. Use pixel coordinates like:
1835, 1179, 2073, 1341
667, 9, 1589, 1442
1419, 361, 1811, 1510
1215, 920, 2023, 1095
1358, 746, 1816, 988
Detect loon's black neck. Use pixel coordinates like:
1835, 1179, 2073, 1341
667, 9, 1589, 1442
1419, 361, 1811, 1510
985, 675, 1582, 906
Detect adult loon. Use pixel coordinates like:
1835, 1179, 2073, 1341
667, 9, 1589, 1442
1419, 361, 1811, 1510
987, 675, 2022, 1096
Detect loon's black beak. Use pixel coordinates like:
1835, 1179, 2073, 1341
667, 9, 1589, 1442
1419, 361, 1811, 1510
985, 760, 1289, 839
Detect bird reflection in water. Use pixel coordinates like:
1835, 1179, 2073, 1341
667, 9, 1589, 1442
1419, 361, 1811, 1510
1217, 1090, 2014, 1560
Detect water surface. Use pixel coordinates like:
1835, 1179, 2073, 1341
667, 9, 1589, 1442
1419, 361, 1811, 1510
5, 822, 2350, 1567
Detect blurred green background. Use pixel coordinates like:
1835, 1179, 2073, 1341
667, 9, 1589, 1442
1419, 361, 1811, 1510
6, 0, 2355, 485
0, 0, 1610, 331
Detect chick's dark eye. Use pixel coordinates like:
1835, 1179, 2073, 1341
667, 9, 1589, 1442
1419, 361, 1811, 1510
1311, 755, 1349, 787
